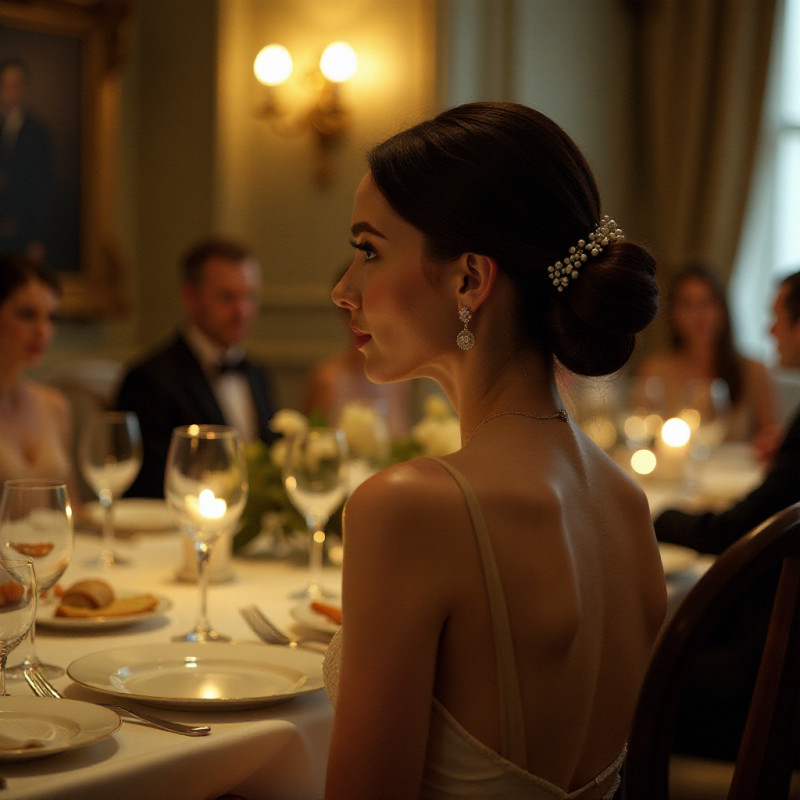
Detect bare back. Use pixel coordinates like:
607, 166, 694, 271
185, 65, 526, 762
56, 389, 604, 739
425, 418, 665, 793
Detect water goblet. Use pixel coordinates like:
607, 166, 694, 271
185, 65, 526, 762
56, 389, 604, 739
0, 559, 37, 696
283, 427, 348, 600
165, 425, 248, 643
79, 410, 143, 567
0, 480, 73, 678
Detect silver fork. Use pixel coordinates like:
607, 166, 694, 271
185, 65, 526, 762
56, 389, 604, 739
23, 668, 211, 737
239, 605, 327, 652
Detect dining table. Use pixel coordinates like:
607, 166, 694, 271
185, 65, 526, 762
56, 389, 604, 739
1, 504, 341, 800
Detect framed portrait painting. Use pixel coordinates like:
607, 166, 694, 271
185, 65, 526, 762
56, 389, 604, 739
0, 0, 128, 316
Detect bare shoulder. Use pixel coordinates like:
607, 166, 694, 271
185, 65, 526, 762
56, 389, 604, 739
343, 457, 464, 556
346, 458, 457, 526
742, 357, 771, 382
28, 381, 70, 418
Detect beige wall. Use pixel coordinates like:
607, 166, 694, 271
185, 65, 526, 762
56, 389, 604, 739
42, 0, 640, 411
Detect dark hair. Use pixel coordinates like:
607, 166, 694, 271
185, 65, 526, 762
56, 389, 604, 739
181, 237, 254, 285
780, 270, 800, 324
366, 101, 657, 376
0, 252, 61, 304
666, 263, 743, 407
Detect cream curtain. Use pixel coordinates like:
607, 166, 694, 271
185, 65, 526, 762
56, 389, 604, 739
629, 0, 777, 287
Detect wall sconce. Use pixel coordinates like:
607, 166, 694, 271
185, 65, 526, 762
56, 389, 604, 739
254, 41, 358, 184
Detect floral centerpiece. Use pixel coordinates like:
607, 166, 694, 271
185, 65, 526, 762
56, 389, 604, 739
233, 395, 462, 554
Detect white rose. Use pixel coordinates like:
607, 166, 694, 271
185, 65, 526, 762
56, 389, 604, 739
338, 402, 390, 461
412, 416, 462, 456
422, 394, 453, 420
269, 409, 309, 437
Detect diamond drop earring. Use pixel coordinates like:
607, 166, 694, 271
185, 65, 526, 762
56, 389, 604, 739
456, 306, 475, 351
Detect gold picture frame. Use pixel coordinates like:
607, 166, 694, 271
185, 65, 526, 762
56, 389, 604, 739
0, 0, 129, 317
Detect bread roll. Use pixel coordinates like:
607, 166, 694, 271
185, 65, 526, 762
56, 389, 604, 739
55, 594, 159, 618
59, 579, 114, 609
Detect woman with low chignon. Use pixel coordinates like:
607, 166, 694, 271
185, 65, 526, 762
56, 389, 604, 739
322, 102, 666, 799
0, 253, 77, 499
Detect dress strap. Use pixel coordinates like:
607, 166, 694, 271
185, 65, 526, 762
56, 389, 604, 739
427, 456, 528, 768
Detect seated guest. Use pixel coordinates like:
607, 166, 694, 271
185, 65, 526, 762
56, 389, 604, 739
655, 269, 800, 760
637, 263, 780, 443
116, 237, 278, 497
0, 253, 79, 499
324, 102, 666, 799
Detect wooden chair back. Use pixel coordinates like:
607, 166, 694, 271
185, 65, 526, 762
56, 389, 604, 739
623, 503, 800, 799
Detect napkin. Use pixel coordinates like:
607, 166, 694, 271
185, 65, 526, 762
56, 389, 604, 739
0, 718, 57, 750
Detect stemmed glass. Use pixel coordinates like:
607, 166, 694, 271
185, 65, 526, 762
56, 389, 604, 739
0, 481, 73, 678
79, 410, 143, 567
0, 559, 37, 696
165, 425, 248, 642
283, 427, 348, 599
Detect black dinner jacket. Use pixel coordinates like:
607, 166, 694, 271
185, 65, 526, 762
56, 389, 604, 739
654, 406, 800, 553
114, 332, 278, 498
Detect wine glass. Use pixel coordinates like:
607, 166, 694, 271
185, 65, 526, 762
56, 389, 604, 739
283, 427, 348, 599
165, 425, 248, 642
79, 410, 143, 567
0, 559, 37, 696
0, 480, 73, 678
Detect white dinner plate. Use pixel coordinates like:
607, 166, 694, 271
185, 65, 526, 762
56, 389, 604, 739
36, 594, 172, 632
0, 696, 119, 762
67, 642, 325, 710
659, 542, 699, 576
290, 598, 341, 635
83, 499, 177, 532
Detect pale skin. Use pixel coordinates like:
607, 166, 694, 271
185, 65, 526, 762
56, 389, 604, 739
180, 255, 261, 350
326, 173, 667, 799
0, 279, 78, 501
638, 276, 780, 445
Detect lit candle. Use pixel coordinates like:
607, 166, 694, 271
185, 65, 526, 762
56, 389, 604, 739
655, 417, 691, 482
185, 489, 227, 521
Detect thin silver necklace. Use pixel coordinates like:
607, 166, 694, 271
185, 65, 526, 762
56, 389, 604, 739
467, 408, 569, 443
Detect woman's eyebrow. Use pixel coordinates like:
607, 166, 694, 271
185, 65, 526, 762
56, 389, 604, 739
350, 221, 387, 239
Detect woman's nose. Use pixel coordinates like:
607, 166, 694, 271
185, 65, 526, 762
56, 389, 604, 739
332, 268, 358, 310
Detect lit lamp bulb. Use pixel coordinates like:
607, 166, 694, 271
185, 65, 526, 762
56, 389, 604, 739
254, 44, 293, 86
319, 42, 358, 83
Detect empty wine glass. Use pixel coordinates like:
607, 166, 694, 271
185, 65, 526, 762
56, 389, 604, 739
79, 410, 143, 567
283, 427, 348, 599
0, 559, 36, 696
0, 480, 73, 678
165, 425, 247, 642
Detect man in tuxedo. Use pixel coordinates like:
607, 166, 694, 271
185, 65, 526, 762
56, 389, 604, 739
655, 268, 800, 759
0, 58, 54, 263
116, 237, 278, 497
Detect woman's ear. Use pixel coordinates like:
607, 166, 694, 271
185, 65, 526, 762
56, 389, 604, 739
455, 253, 497, 312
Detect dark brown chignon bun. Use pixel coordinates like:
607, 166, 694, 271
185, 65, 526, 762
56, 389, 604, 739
544, 241, 658, 377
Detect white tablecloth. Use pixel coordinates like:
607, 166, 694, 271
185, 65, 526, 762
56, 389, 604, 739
2, 523, 340, 800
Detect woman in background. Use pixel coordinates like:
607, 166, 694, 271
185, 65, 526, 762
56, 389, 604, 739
0, 253, 77, 496
325, 102, 666, 799
637, 264, 779, 445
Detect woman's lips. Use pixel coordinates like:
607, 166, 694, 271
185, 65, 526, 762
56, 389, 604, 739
351, 326, 371, 349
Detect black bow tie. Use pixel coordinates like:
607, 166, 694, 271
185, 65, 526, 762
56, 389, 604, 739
218, 358, 247, 374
